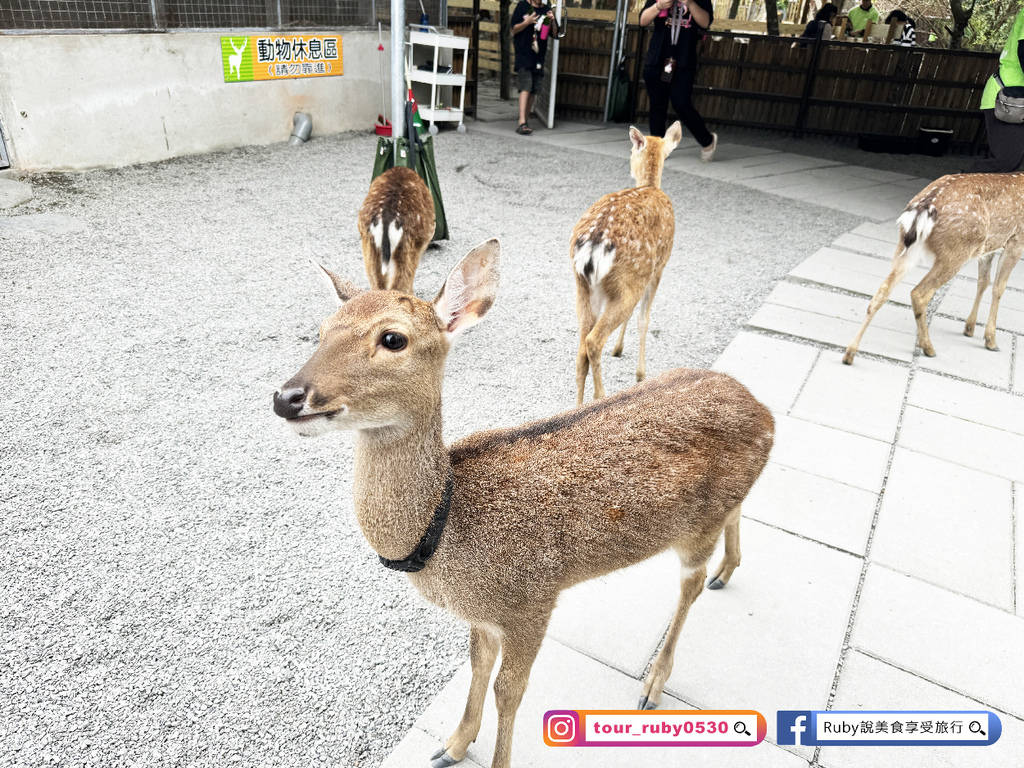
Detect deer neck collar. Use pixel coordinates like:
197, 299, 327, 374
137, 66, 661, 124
351, 416, 451, 563
378, 468, 454, 572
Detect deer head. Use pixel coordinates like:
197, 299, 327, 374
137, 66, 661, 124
629, 121, 683, 189
273, 240, 501, 437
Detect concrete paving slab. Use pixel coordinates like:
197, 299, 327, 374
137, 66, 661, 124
746, 303, 916, 363
0, 213, 88, 237
740, 168, 882, 196
1015, 337, 1024, 395
547, 551, 682, 678
742, 463, 876, 555
1017, 482, 1023, 619
663, 141, 776, 166
0, 177, 33, 208
840, 166, 920, 184
937, 281, 1024, 335
851, 565, 1024, 719
851, 220, 901, 244
382, 726, 487, 768
664, 520, 861, 758
831, 232, 898, 260
549, 128, 629, 147
413, 637, 809, 768
809, 188, 913, 222
818, 650, 1024, 768
899, 404, 1024, 483
711, 331, 819, 414
955, 255, 1024, 292
870, 448, 1014, 611
763, 281, 918, 334
681, 153, 843, 182
907, 371, 1024, 436
887, 177, 934, 195
789, 353, 909, 442
915, 315, 1013, 389
771, 414, 891, 493
789, 247, 925, 305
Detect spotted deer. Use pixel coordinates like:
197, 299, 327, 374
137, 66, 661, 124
572, 121, 682, 405
272, 240, 774, 768
358, 166, 435, 294
843, 172, 1024, 365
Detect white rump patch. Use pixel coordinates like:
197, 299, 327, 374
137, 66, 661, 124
388, 221, 404, 252
369, 218, 384, 251
898, 207, 937, 268
572, 239, 617, 287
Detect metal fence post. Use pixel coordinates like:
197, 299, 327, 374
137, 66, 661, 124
794, 34, 823, 138
149, 0, 166, 30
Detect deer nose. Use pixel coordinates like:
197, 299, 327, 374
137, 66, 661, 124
273, 387, 307, 419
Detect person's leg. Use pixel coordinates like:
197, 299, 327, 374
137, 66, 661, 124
968, 110, 1024, 173
668, 65, 714, 148
516, 68, 532, 132
643, 66, 669, 137
527, 71, 541, 119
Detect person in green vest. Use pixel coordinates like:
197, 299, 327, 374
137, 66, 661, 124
846, 0, 879, 37
969, 6, 1024, 172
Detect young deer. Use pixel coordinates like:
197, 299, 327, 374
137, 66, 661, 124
843, 172, 1024, 365
273, 240, 774, 768
358, 166, 435, 294
572, 121, 682, 405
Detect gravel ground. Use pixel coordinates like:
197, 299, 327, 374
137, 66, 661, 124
0, 129, 860, 767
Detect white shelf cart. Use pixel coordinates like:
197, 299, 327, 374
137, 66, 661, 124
405, 26, 469, 135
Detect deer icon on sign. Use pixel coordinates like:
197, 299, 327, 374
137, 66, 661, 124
229, 38, 247, 80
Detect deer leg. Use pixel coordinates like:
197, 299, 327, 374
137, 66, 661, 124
964, 251, 994, 337
843, 244, 911, 365
489, 622, 548, 768
635, 273, 663, 383
586, 297, 642, 401
911, 251, 974, 357
707, 504, 742, 590
430, 625, 500, 768
575, 283, 597, 406
638, 557, 708, 710
611, 316, 630, 357
983, 244, 1023, 352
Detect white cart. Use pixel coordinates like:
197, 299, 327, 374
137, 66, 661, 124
405, 26, 469, 135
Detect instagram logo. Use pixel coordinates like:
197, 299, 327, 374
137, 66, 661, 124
544, 711, 578, 745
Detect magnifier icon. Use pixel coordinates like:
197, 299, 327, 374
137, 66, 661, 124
969, 721, 986, 736
734, 721, 752, 737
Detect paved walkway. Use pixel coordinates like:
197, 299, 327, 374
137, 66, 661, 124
384, 103, 1024, 767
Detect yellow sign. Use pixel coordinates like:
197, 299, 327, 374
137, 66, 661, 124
221, 35, 343, 82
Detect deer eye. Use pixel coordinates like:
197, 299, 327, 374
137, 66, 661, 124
380, 331, 407, 351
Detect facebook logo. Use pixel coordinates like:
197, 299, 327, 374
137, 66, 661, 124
777, 711, 813, 745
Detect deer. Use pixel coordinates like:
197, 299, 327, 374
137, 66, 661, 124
843, 172, 1024, 365
272, 239, 775, 768
228, 38, 247, 80
572, 121, 682, 405
358, 166, 435, 294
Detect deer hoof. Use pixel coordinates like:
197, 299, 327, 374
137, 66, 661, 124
707, 577, 726, 590
921, 346, 936, 357
842, 350, 854, 365
430, 750, 458, 768
986, 342, 999, 352
964, 324, 975, 337
637, 696, 658, 710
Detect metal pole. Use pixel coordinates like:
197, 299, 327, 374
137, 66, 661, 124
391, 0, 406, 163
603, 0, 626, 122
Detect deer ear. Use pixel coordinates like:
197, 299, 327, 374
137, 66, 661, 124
662, 121, 683, 156
309, 260, 363, 306
433, 239, 501, 340
629, 126, 646, 152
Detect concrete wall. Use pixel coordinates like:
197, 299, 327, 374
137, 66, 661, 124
0, 30, 390, 171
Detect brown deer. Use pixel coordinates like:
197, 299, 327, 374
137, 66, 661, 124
358, 166, 435, 294
572, 121, 682, 405
843, 172, 1024, 365
272, 240, 774, 768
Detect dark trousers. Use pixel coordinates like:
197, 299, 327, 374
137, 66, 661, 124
968, 109, 1024, 173
643, 64, 713, 147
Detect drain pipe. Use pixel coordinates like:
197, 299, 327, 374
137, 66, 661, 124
288, 112, 312, 145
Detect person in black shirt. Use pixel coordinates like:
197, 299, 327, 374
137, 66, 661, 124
639, 0, 717, 161
511, 0, 558, 135
800, 3, 838, 42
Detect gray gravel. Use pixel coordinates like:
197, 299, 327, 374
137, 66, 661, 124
0, 128, 859, 767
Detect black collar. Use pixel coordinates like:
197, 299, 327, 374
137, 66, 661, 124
379, 469, 454, 573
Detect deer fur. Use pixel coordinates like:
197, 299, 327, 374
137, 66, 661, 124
572, 121, 682, 405
358, 166, 435, 294
844, 172, 1024, 365
273, 240, 775, 768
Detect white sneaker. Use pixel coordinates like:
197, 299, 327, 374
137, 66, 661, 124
700, 133, 718, 163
